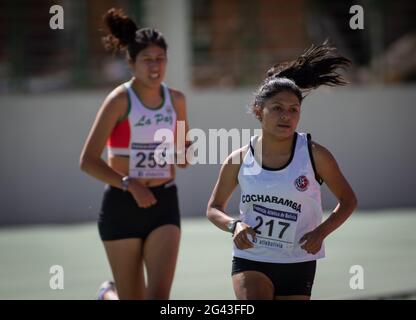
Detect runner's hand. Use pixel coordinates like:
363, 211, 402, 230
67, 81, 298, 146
128, 180, 157, 208
233, 222, 257, 250
299, 228, 324, 254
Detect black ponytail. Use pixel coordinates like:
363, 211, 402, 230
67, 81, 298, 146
102, 8, 138, 52
251, 41, 351, 112
266, 41, 351, 90
102, 8, 167, 61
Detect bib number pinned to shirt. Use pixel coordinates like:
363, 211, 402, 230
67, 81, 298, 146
135, 151, 167, 169
249, 204, 298, 250
129, 142, 172, 178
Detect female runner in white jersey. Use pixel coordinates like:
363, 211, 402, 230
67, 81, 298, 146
207, 43, 357, 300
80, 8, 190, 300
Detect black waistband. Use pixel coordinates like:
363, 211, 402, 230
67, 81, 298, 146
107, 180, 176, 193
148, 180, 176, 191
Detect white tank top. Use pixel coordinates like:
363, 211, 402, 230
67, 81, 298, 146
234, 133, 325, 263
107, 80, 177, 179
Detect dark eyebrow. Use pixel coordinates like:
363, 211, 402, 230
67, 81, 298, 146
141, 54, 166, 58
271, 102, 300, 107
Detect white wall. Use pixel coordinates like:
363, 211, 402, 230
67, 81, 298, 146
144, 0, 192, 90
0, 86, 415, 225
1, 0, 415, 225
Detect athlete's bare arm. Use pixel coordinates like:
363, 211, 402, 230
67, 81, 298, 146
170, 89, 190, 168
299, 141, 357, 254
207, 147, 257, 249
79, 86, 128, 189
80, 86, 157, 208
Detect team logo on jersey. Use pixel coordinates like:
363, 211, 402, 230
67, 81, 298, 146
294, 175, 309, 192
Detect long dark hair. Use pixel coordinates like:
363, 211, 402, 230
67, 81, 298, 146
102, 8, 167, 62
251, 41, 351, 111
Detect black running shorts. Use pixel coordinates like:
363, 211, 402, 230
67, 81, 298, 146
98, 181, 180, 241
232, 256, 316, 296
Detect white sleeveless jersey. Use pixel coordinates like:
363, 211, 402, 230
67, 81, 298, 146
234, 133, 325, 263
107, 80, 177, 179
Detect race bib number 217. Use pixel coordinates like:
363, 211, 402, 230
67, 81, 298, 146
250, 204, 298, 250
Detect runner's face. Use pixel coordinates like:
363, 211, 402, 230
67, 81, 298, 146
258, 91, 301, 139
132, 44, 167, 88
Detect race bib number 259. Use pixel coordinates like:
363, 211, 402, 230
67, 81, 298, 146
129, 142, 172, 178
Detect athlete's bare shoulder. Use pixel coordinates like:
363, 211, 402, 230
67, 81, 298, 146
310, 140, 339, 180
224, 145, 250, 167
310, 140, 335, 164
107, 84, 129, 105
168, 87, 185, 101
101, 84, 129, 119
216, 146, 249, 186
168, 87, 186, 110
